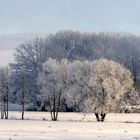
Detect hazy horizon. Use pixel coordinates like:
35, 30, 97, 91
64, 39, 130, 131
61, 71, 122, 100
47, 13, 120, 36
0, 0, 140, 35
0, 0, 140, 65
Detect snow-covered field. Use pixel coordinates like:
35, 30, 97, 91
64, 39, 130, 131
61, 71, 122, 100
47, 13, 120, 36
0, 112, 140, 140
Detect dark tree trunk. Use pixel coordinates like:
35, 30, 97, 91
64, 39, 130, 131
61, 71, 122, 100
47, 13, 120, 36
22, 101, 25, 120
50, 101, 59, 121
95, 113, 100, 121
5, 100, 8, 119
101, 113, 106, 122
21, 77, 25, 120
132, 55, 137, 85
50, 91, 62, 121
1, 111, 4, 119
6, 85, 9, 119
21, 90, 25, 120
51, 111, 58, 121
95, 113, 107, 122
5, 99, 8, 119
49, 99, 58, 121
3, 100, 7, 119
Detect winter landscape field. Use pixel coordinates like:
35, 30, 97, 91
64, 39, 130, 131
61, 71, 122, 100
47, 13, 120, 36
0, 112, 139, 140
1, 1, 140, 140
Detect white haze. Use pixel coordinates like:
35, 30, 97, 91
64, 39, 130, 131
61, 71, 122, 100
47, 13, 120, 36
0, 49, 15, 66
0, 33, 47, 66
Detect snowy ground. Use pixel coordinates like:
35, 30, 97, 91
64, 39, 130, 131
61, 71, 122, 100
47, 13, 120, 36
0, 112, 140, 140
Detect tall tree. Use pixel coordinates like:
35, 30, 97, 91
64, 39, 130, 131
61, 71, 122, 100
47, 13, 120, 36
86, 59, 133, 121
38, 58, 68, 121
11, 38, 48, 109
0, 67, 10, 119
66, 59, 133, 121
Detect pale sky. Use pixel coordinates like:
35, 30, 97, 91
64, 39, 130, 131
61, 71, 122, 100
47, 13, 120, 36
0, 0, 140, 66
0, 0, 140, 35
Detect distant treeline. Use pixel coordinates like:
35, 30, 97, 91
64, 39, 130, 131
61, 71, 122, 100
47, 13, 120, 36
1, 31, 140, 120
13, 31, 140, 84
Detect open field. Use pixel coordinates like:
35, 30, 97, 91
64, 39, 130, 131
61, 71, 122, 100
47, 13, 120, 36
0, 112, 140, 140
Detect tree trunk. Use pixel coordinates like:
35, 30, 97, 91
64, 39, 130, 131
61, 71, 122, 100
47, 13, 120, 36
3, 100, 7, 119
95, 113, 107, 122
51, 111, 58, 121
21, 82, 25, 120
49, 91, 62, 121
1, 111, 4, 119
5, 100, 8, 119
51, 102, 59, 121
5, 99, 8, 119
50, 101, 60, 121
101, 113, 106, 122
6, 85, 9, 119
22, 102, 25, 120
95, 113, 100, 121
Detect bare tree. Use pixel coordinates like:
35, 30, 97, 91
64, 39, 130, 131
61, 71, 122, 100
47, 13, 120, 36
11, 38, 48, 110
38, 58, 68, 121
11, 67, 31, 120
0, 67, 10, 119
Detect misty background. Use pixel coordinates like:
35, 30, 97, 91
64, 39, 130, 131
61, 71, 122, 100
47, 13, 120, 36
0, 0, 140, 66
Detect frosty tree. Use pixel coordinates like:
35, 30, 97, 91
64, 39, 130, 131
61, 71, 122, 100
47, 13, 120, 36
85, 59, 133, 121
66, 60, 92, 112
11, 38, 48, 110
66, 59, 133, 121
11, 67, 32, 119
38, 58, 68, 121
0, 67, 9, 119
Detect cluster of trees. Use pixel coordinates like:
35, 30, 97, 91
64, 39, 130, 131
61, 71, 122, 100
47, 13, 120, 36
0, 31, 140, 121
38, 58, 133, 121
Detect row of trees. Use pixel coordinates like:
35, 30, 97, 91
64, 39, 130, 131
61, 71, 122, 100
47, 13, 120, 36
0, 59, 135, 121
0, 31, 139, 121
11, 31, 140, 87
